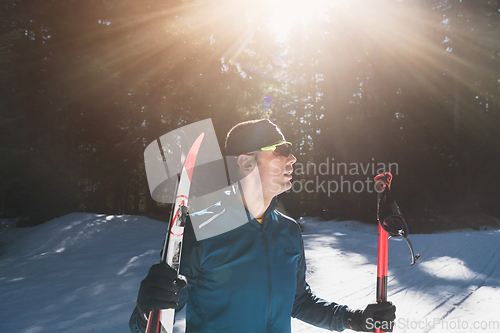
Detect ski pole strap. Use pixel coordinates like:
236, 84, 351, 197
374, 172, 420, 266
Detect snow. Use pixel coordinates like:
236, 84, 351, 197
1, 213, 499, 333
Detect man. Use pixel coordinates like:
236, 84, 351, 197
130, 119, 396, 332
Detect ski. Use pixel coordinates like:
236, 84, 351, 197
146, 132, 205, 333
374, 172, 419, 333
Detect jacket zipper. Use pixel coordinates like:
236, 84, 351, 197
262, 227, 272, 333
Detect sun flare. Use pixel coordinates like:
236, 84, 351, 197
266, 0, 332, 41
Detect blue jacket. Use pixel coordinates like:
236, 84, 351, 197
130, 196, 347, 332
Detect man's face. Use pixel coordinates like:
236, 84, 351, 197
255, 149, 296, 198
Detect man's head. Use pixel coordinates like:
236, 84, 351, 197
225, 119, 296, 201
225, 119, 289, 156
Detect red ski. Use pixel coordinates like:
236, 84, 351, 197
146, 132, 205, 333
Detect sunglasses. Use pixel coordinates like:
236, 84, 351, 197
246, 142, 293, 157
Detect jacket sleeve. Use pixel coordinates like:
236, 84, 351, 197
291, 229, 347, 332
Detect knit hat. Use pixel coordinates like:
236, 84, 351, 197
225, 119, 288, 156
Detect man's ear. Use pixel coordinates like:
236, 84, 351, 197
237, 155, 256, 172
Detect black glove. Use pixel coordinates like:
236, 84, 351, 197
344, 302, 396, 332
137, 262, 187, 315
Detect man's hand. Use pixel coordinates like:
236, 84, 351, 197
137, 262, 187, 314
344, 302, 396, 332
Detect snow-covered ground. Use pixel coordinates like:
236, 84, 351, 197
0, 213, 499, 333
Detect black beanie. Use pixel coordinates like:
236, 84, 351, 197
225, 119, 288, 156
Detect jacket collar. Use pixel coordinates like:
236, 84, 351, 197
247, 196, 278, 230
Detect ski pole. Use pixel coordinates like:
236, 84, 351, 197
374, 173, 391, 333
374, 172, 419, 333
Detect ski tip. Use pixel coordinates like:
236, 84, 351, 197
184, 133, 205, 182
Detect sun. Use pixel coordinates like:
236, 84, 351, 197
266, 0, 333, 42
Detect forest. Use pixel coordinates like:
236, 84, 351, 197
1, 0, 499, 231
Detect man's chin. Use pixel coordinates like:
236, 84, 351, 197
269, 177, 293, 196
278, 181, 293, 194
